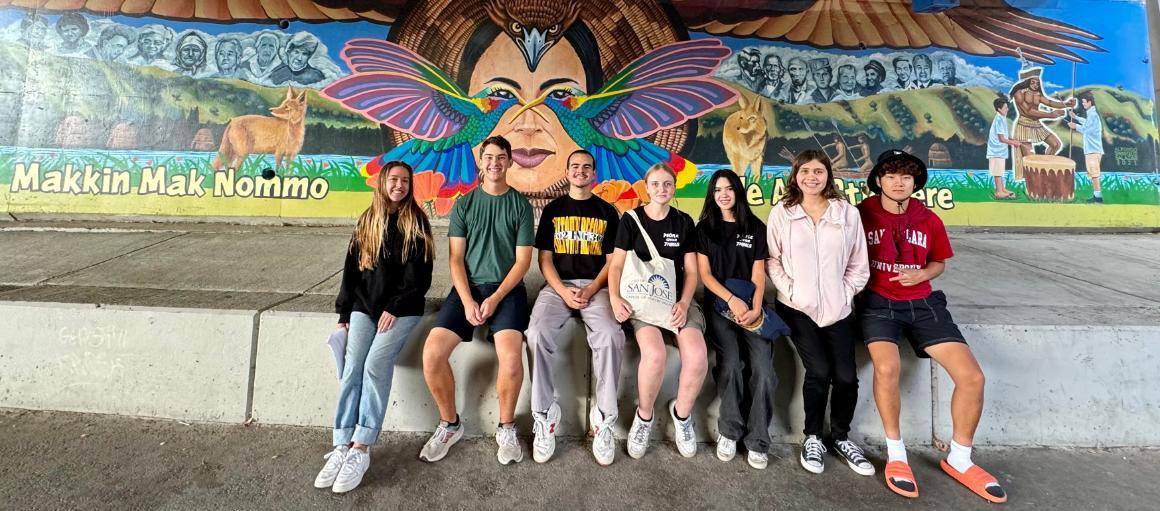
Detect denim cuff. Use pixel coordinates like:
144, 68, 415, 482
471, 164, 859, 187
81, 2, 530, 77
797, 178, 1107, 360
352, 425, 382, 446
332, 427, 355, 447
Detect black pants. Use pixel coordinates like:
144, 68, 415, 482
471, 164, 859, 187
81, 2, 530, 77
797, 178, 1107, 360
705, 306, 777, 452
777, 302, 859, 441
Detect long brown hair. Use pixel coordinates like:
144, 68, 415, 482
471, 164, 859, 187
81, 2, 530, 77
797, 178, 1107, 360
352, 162, 434, 271
780, 149, 844, 207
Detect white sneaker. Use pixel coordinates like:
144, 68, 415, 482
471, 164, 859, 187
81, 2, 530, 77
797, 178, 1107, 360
669, 401, 697, 458
716, 435, 736, 462
590, 406, 617, 466
495, 424, 524, 465
626, 412, 653, 459
313, 445, 349, 488
747, 450, 769, 470
532, 402, 562, 463
332, 447, 369, 493
419, 419, 463, 463
800, 435, 826, 474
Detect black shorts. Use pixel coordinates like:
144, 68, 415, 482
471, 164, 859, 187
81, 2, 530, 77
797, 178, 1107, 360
433, 283, 529, 342
858, 290, 966, 358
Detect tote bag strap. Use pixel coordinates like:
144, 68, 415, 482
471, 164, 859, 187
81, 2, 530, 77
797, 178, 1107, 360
626, 209, 663, 261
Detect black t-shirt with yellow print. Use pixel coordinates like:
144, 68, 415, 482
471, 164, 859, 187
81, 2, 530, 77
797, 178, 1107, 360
534, 194, 621, 281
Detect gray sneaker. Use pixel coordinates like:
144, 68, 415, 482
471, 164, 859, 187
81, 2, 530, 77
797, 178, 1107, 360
532, 402, 562, 463
419, 420, 463, 463
332, 447, 369, 493
495, 424, 524, 465
669, 401, 697, 458
313, 445, 349, 488
590, 406, 617, 466
627, 412, 653, 459
747, 450, 769, 470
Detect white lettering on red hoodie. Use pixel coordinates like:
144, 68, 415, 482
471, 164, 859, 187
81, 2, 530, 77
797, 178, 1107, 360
766, 198, 869, 327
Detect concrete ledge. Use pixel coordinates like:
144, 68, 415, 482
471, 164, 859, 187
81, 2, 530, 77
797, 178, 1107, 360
0, 302, 253, 422
936, 324, 1160, 447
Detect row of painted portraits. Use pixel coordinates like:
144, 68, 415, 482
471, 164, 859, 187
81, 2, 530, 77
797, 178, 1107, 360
4, 12, 340, 87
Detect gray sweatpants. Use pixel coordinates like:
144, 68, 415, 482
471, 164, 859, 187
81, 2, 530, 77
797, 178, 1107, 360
525, 280, 626, 417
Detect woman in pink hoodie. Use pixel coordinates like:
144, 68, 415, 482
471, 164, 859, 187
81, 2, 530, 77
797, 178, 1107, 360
767, 150, 872, 477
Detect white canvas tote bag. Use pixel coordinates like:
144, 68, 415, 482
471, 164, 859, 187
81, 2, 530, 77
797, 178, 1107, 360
619, 210, 679, 334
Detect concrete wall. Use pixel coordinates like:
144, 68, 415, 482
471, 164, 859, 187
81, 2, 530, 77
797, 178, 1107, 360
3, 300, 1159, 447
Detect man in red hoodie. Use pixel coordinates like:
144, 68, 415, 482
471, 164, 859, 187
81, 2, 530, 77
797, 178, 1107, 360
857, 150, 1007, 504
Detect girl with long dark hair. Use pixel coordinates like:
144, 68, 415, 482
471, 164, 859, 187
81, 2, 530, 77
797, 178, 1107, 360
767, 150, 872, 476
695, 169, 777, 469
315, 161, 435, 493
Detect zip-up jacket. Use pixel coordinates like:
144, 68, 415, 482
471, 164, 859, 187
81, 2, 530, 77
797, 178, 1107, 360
766, 198, 869, 327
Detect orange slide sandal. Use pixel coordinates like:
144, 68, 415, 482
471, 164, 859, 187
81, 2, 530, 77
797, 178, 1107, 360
884, 460, 919, 498
940, 459, 1008, 504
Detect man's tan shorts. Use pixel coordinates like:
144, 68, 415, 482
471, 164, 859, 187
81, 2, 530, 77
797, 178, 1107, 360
1085, 153, 1102, 179
988, 157, 1007, 178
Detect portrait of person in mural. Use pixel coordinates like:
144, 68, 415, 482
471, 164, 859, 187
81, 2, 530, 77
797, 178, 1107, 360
270, 33, 325, 86
213, 37, 245, 79
832, 64, 860, 101
912, 54, 936, 88
891, 57, 915, 91
172, 32, 209, 77
861, 60, 886, 96
53, 13, 91, 57
125, 25, 172, 68
851, 134, 876, 174
809, 58, 835, 103
1067, 91, 1105, 203
822, 133, 850, 169
18, 14, 48, 51
736, 47, 766, 93
241, 31, 282, 83
937, 58, 961, 87
760, 54, 789, 103
87, 25, 135, 62
1010, 67, 1076, 173
786, 57, 814, 105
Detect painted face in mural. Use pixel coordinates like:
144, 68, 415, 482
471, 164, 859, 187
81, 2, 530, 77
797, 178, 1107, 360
894, 60, 913, 83
712, 176, 736, 211
865, 67, 882, 87
837, 65, 856, 93
216, 42, 241, 72
795, 159, 828, 196
763, 55, 783, 86
58, 23, 83, 45
287, 45, 314, 72
256, 36, 279, 65
478, 140, 514, 185
938, 60, 956, 83
1030, 78, 1041, 92
739, 49, 762, 81
21, 19, 47, 46
384, 165, 412, 203
137, 32, 168, 60
813, 66, 832, 89
565, 151, 596, 189
787, 59, 808, 87
98, 35, 130, 61
469, 35, 585, 194
179, 42, 204, 69
914, 57, 932, 83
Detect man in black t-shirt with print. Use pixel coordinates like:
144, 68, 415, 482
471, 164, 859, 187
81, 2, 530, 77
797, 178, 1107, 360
525, 150, 624, 466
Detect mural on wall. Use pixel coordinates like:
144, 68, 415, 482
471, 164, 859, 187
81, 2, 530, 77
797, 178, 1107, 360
0, 0, 1156, 226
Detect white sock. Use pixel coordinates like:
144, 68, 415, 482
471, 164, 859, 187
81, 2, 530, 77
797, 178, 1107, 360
947, 440, 974, 473
886, 436, 908, 465
1093, 190, 1103, 198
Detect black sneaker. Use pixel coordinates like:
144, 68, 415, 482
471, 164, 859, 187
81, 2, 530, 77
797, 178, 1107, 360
832, 438, 875, 476
799, 435, 825, 474
1086, 196, 1104, 203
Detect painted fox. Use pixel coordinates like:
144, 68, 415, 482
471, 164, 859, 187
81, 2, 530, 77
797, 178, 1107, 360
722, 92, 767, 178
213, 88, 308, 171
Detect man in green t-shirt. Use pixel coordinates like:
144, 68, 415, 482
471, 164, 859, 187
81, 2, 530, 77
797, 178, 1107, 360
418, 136, 534, 466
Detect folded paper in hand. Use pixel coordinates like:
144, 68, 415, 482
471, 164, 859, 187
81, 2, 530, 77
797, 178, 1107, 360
327, 329, 347, 379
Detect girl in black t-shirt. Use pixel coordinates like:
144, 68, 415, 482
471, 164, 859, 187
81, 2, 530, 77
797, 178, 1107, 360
695, 169, 775, 470
608, 163, 707, 460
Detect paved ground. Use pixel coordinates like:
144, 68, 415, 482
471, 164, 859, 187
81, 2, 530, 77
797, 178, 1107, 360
3, 409, 1159, 511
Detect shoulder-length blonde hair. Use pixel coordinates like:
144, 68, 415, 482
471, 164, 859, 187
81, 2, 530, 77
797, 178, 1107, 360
352, 161, 434, 270
781, 149, 845, 207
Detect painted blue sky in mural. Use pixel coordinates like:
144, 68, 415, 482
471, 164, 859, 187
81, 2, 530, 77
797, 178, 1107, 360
0, 1, 1153, 96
